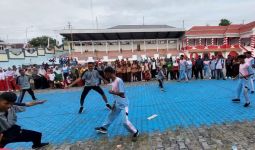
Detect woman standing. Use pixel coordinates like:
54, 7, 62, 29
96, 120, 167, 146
131, 61, 137, 82
203, 56, 211, 79
126, 62, 132, 82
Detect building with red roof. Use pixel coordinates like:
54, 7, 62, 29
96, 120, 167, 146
183, 21, 255, 58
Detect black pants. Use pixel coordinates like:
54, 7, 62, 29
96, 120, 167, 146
167, 70, 172, 80
80, 86, 105, 106
151, 69, 157, 78
34, 76, 49, 89
18, 88, 36, 103
127, 72, 132, 82
195, 68, 203, 79
226, 66, 232, 78
0, 126, 42, 148
216, 69, 225, 80
136, 72, 141, 81
158, 79, 163, 89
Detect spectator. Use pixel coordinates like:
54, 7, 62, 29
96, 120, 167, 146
210, 56, 217, 79
54, 66, 64, 88
5, 67, 17, 91
215, 55, 226, 80
225, 55, 233, 79
195, 55, 204, 79
0, 68, 7, 91
166, 58, 173, 80
47, 70, 55, 89
186, 58, 193, 80
203, 56, 211, 79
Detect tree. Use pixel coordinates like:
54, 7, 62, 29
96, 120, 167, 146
219, 19, 231, 26
28, 36, 57, 48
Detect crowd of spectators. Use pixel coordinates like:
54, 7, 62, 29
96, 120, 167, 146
0, 53, 247, 92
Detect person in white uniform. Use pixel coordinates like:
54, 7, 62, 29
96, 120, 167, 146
244, 51, 255, 93
95, 66, 139, 141
232, 55, 254, 107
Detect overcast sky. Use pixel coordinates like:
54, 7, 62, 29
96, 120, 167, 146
0, 0, 254, 43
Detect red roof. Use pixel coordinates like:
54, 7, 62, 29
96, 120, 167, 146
186, 21, 255, 36
239, 21, 255, 33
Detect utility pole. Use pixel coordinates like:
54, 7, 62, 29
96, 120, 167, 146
68, 22, 73, 54
96, 16, 99, 30
182, 20, 185, 29
143, 16, 144, 25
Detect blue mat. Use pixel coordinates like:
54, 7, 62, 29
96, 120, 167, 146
7, 80, 255, 148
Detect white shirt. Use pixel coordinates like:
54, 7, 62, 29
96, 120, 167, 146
239, 63, 249, 77
111, 77, 128, 108
0, 72, 5, 80
15, 70, 20, 77
204, 60, 210, 65
5, 70, 15, 77
38, 69, 46, 76
152, 62, 156, 70
215, 59, 223, 69
48, 73, 55, 81
245, 57, 254, 66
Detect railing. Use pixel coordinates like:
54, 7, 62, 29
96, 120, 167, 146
183, 44, 243, 50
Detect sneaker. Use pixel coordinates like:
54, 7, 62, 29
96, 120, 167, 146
160, 88, 165, 92
32, 143, 49, 149
232, 98, 240, 102
106, 103, 112, 110
244, 102, 250, 107
132, 130, 139, 142
78, 106, 84, 114
95, 127, 107, 134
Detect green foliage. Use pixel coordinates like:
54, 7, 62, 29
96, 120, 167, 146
219, 19, 231, 26
29, 36, 57, 48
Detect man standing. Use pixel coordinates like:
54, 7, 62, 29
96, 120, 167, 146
195, 56, 204, 79
215, 55, 226, 80
210, 56, 216, 79
69, 62, 112, 114
16, 69, 37, 103
151, 58, 157, 78
225, 55, 233, 79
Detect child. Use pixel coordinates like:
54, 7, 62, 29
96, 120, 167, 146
0, 68, 8, 92
95, 66, 139, 141
232, 55, 254, 107
156, 66, 166, 91
16, 69, 37, 103
48, 69, 55, 89
68, 62, 111, 114
178, 55, 188, 82
0, 92, 48, 148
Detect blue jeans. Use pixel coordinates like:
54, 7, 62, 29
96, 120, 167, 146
187, 69, 192, 80
236, 79, 250, 103
204, 66, 210, 79
179, 70, 188, 81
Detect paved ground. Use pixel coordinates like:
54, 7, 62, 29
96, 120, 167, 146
6, 80, 255, 149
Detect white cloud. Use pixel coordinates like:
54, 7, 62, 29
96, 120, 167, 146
0, 0, 254, 42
